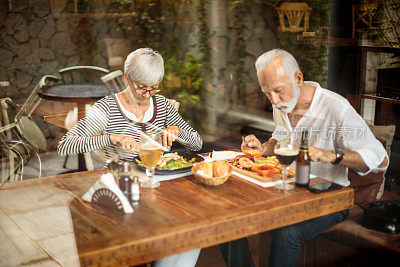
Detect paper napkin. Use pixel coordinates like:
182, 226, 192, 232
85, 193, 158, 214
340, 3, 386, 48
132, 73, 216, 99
203, 150, 244, 162
232, 172, 318, 188
82, 172, 134, 214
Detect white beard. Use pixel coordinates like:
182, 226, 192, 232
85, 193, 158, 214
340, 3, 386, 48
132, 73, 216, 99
273, 81, 300, 113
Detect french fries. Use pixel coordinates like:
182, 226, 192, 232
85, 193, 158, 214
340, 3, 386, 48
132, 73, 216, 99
233, 155, 283, 174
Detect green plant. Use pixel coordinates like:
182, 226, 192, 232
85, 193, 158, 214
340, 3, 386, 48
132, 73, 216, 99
162, 53, 203, 120
364, 0, 400, 53
196, 0, 209, 62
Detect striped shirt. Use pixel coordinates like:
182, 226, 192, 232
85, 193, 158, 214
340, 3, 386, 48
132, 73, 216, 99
58, 94, 203, 162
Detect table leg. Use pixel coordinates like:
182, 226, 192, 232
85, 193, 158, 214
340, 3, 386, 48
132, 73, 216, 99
259, 232, 270, 267
227, 241, 232, 267
78, 154, 87, 171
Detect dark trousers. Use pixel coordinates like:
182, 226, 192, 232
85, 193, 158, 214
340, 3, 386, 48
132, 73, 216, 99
269, 209, 349, 267
219, 210, 349, 267
219, 237, 255, 267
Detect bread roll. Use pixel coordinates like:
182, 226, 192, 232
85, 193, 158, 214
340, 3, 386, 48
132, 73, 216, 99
213, 161, 230, 177
195, 161, 213, 178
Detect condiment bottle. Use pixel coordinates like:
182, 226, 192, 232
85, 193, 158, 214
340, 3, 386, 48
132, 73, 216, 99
131, 176, 140, 205
119, 162, 132, 201
295, 131, 310, 188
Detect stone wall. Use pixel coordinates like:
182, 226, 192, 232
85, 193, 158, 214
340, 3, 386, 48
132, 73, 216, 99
0, 0, 127, 101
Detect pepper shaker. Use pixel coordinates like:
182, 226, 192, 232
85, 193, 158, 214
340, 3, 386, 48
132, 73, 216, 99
119, 162, 132, 201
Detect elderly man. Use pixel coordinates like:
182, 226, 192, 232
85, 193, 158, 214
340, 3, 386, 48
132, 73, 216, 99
234, 49, 388, 267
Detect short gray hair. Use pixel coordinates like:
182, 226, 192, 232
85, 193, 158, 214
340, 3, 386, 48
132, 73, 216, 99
255, 49, 300, 80
124, 48, 164, 84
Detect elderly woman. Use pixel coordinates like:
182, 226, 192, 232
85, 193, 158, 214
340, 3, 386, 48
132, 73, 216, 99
58, 48, 202, 267
58, 48, 202, 161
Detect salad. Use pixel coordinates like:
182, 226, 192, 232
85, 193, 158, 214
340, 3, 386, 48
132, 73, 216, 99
136, 152, 196, 170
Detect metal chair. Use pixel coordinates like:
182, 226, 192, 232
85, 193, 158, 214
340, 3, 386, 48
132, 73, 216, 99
56, 66, 111, 171
0, 98, 43, 182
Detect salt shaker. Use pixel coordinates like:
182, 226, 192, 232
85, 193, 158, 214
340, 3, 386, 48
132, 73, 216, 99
131, 176, 140, 205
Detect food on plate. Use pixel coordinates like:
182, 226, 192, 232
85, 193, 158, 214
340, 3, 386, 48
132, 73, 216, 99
136, 152, 196, 170
213, 161, 231, 177
231, 154, 294, 176
195, 161, 214, 178
288, 166, 296, 177
251, 165, 275, 177
238, 157, 253, 168
243, 149, 263, 160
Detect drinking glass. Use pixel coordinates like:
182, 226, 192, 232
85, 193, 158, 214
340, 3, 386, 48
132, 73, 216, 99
139, 130, 163, 188
274, 139, 299, 190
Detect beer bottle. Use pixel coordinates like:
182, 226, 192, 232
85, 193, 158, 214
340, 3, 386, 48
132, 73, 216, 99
295, 131, 310, 187
119, 162, 132, 201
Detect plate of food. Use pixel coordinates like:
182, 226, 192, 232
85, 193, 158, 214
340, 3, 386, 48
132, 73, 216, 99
228, 149, 295, 183
134, 152, 204, 175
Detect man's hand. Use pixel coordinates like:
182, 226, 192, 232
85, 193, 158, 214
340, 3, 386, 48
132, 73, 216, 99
110, 134, 138, 152
308, 146, 336, 163
241, 134, 263, 151
163, 126, 179, 147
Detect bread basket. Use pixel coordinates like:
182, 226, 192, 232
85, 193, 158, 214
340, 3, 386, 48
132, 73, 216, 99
192, 161, 232, 186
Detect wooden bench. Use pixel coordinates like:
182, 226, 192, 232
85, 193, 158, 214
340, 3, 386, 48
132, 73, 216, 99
299, 167, 400, 266
301, 190, 400, 266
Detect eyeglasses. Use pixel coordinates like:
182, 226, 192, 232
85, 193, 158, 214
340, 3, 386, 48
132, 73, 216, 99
128, 79, 162, 96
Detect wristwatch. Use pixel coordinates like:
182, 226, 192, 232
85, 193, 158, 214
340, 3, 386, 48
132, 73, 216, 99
332, 148, 344, 165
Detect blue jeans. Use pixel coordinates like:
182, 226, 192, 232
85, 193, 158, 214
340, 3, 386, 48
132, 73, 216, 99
220, 210, 349, 267
269, 209, 349, 267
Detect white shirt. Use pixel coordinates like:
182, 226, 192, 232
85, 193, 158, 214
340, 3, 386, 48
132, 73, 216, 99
116, 95, 154, 122
271, 81, 388, 186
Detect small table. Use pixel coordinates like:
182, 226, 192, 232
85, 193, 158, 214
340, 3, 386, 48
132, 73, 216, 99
39, 83, 109, 119
38, 83, 109, 171
0, 168, 354, 266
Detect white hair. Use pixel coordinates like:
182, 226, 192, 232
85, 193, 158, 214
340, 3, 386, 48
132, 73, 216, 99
255, 49, 300, 81
255, 49, 301, 114
124, 48, 164, 84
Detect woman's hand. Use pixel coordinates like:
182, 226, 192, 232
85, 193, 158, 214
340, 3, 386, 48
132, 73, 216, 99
241, 134, 263, 151
110, 134, 138, 152
163, 126, 179, 147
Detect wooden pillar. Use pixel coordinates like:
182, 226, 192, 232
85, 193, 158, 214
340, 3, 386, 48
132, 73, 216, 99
204, 0, 228, 136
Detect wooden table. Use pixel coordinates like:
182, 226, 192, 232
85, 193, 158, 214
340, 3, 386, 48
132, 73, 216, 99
34, 99, 97, 130
0, 169, 353, 266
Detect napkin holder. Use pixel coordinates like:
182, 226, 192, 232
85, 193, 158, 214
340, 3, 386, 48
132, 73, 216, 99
82, 172, 134, 214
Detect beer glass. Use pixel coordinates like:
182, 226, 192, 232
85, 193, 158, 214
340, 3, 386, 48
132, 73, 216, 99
274, 139, 299, 190
139, 130, 163, 188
